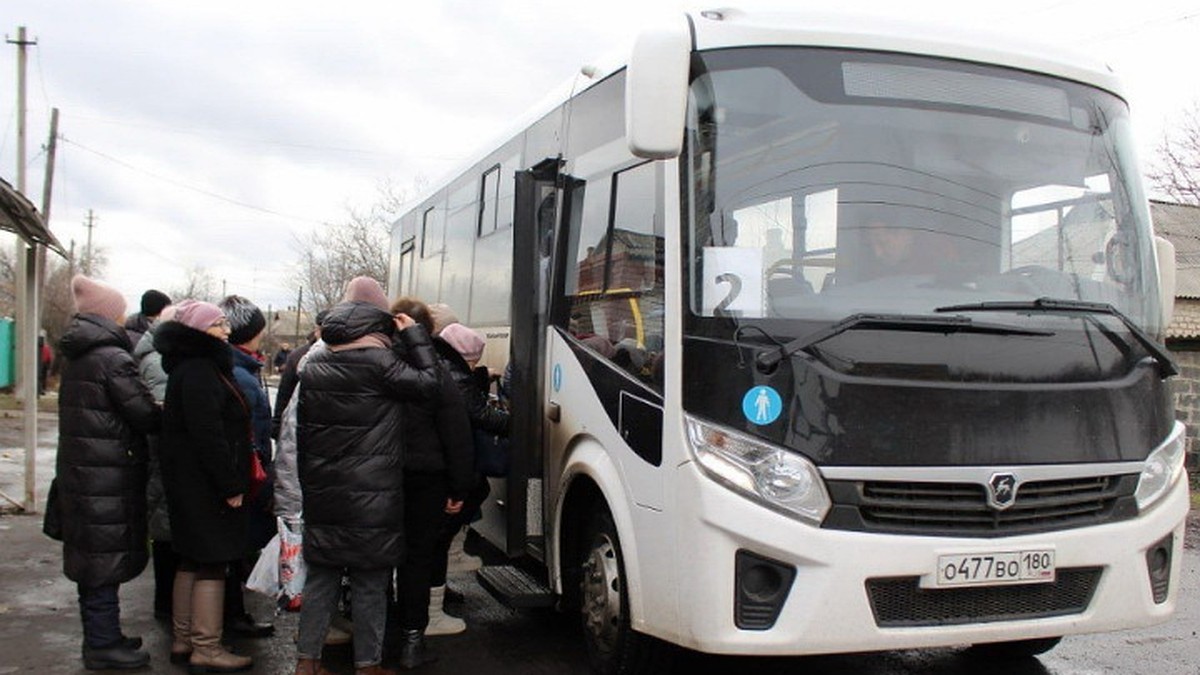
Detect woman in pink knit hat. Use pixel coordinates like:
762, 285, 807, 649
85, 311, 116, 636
49, 275, 160, 670
153, 299, 256, 673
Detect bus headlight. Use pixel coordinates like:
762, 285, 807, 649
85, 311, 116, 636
1135, 422, 1187, 511
685, 414, 830, 525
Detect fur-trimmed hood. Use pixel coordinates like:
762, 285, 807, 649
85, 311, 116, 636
154, 320, 233, 374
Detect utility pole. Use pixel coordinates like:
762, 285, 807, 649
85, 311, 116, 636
7, 26, 41, 513
37, 108, 58, 320
82, 209, 95, 275
8, 27, 34, 192
294, 286, 303, 345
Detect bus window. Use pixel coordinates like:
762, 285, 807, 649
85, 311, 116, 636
566, 162, 664, 388
416, 204, 445, 303
479, 165, 501, 236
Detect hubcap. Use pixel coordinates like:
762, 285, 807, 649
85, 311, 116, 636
581, 532, 622, 652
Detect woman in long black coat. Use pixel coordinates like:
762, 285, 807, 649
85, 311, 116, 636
53, 275, 160, 671
155, 300, 254, 673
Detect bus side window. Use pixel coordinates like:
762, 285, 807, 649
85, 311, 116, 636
565, 161, 664, 389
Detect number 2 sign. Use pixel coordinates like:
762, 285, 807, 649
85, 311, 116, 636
702, 247, 764, 317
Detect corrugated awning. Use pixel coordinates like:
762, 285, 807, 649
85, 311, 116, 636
0, 176, 66, 256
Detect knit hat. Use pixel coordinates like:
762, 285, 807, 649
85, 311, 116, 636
174, 299, 225, 333
71, 275, 127, 324
342, 276, 390, 311
428, 303, 459, 335
140, 289, 172, 317
440, 322, 485, 363
219, 295, 267, 345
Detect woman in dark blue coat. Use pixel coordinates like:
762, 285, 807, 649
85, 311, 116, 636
217, 294, 276, 638
53, 275, 160, 671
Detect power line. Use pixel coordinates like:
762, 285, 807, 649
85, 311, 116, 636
1085, 9, 1200, 43
66, 113, 468, 162
59, 136, 327, 224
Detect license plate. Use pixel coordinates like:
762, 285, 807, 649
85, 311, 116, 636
932, 549, 1056, 588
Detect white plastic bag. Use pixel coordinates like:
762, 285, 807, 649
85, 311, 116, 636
278, 516, 306, 611
246, 532, 281, 597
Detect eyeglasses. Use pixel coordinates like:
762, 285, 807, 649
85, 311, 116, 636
210, 318, 231, 329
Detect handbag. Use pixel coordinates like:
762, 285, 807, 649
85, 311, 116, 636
248, 451, 268, 500
42, 478, 63, 541
474, 428, 510, 478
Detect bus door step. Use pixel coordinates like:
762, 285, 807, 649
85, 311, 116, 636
476, 565, 555, 609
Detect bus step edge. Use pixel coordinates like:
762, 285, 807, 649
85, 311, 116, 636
476, 565, 556, 609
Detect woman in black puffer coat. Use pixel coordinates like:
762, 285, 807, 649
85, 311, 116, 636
53, 275, 159, 671
155, 300, 254, 672
293, 277, 441, 675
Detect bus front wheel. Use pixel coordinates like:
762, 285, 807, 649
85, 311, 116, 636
580, 508, 672, 675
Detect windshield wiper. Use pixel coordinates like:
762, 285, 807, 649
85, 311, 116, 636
755, 313, 1053, 372
934, 297, 1177, 378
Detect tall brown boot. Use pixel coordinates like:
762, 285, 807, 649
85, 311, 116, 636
188, 578, 252, 673
170, 570, 195, 663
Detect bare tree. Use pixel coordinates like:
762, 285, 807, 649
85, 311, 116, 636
0, 247, 16, 318
292, 178, 422, 313
169, 265, 220, 303
1149, 103, 1200, 206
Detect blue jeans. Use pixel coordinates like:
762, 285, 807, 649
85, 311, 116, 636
297, 563, 391, 667
77, 583, 122, 649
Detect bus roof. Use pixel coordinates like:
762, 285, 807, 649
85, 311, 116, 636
687, 9, 1122, 97
401, 8, 1123, 217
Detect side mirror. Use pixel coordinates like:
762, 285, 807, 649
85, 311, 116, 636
1155, 235, 1176, 330
625, 15, 692, 159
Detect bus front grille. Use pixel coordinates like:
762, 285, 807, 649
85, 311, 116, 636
866, 567, 1102, 627
824, 474, 1139, 537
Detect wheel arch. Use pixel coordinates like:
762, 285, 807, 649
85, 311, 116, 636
552, 437, 645, 623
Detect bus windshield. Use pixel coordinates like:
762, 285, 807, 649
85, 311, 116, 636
684, 47, 1163, 336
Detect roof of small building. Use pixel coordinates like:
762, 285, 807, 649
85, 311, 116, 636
0, 176, 65, 255
1152, 200, 1200, 299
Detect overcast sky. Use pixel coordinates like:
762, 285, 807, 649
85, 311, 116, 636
2, 0, 1198, 314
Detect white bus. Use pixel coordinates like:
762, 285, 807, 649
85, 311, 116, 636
390, 9, 1188, 673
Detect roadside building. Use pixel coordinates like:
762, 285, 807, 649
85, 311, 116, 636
1155, 200, 1200, 469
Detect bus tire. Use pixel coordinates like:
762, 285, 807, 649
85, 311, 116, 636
580, 507, 673, 675
967, 636, 1062, 660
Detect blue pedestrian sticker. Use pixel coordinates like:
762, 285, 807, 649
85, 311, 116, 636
552, 363, 563, 392
742, 386, 782, 425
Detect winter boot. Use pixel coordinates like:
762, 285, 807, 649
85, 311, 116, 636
293, 657, 336, 675
356, 665, 399, 675
398, 629, 437, 670
355, 665, 399, 675
170, 570, 195, 664
81, 644, 151, 671
425, 586, 465, 636
446, 527, 482, 572
187, 579, 252, 673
